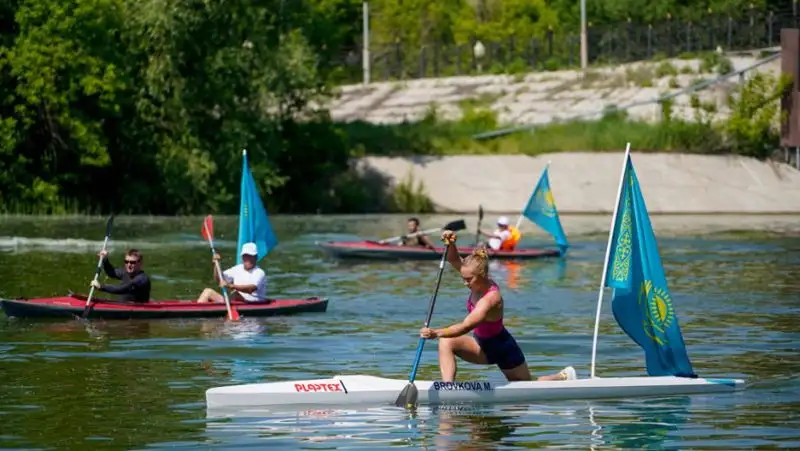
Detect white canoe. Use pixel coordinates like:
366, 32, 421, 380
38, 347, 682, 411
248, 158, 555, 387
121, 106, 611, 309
205, 374, 745, 410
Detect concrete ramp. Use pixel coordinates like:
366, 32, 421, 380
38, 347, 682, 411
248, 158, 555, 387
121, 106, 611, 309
356, 153, 800, 214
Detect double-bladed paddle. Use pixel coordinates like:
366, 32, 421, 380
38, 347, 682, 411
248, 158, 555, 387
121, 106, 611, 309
474, 205, 484, 246
81, 215, 115, 319
379, 219, 466, 245
394, 241, 452, 408
202, 215, 240, 321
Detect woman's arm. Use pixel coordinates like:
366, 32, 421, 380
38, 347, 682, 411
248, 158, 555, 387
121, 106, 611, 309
441, 231, 462, 270
434, 290, 501, 338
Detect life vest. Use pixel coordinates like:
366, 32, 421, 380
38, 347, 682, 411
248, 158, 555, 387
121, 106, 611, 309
499, 226, 521, 251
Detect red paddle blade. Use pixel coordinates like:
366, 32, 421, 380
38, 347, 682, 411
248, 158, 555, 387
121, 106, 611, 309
202, 215, 214, 241
229, 306, 240, 321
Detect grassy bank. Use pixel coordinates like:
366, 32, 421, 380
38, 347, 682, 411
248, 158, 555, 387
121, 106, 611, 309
338, 71, 790, 160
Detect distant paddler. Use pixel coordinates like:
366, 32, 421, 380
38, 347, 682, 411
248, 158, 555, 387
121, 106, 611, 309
196, 242, 267, 304
399, 217, 436, 249
378, 218, 466, 249
90, 249, 151, 303
478, 216, 521, 251
419, 230, 576, 382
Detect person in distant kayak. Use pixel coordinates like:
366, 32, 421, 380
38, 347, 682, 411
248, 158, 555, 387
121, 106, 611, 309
196, 242, 266, 304
419, 230, 576, 383
478, 216, 521, 251
399, 217, 436, 249
91, 249, 151, 302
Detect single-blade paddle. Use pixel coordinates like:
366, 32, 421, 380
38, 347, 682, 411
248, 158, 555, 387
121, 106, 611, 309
395, 241, 452, 408
379, 219, 466, 245
474, 205, 484, 247
202, 215, 240, 321
81, 215, 115, 319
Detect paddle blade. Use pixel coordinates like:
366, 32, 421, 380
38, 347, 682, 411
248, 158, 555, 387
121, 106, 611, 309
104, 215, 115, 237
443, 219, 466, 232
478, 205, 484, 221
202, 215, 214, 241
229, 305, 241, 321
394, 383, 418, 408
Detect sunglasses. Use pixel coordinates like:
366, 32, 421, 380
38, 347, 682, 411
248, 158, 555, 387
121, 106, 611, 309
125, 260, 139, 265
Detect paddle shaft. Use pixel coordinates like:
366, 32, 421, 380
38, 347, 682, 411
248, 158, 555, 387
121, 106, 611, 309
474, 206, 484, 247
407, 243, 450, 383
203, 222, 235, 320
381, 219, 466, 245
84, 235, 110, 309
381, 227, 439, 244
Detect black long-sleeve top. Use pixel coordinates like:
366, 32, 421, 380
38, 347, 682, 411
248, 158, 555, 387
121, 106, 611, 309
100, 258, 151, 303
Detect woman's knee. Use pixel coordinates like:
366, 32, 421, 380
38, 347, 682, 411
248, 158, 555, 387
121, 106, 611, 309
437, 337, 457, 353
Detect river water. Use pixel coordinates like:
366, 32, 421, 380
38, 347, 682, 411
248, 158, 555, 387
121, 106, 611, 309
0, 214, 798, 450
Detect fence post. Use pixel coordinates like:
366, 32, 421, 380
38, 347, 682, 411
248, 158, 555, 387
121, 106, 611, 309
418, 46, 426, 79
768, 12, 774, 47
667, 12, 673, 56
687, 21, 692, 54
362, 1, 370, 85
707, 10, 714, 52
626, 18, 632, 61
529, 38, 538, 69
727, 16, 733, 49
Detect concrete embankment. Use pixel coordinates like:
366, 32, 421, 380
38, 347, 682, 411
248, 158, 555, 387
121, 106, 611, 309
355, 153, 800, 214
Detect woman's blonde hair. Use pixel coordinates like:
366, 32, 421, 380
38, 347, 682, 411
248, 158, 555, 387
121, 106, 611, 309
463, 246, 490, 278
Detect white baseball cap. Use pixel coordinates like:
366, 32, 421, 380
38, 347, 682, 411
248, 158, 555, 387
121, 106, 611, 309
497, 216, 510, 226
240, 242, 258, 256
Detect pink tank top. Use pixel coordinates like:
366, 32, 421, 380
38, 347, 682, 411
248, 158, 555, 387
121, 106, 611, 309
466, 281, 504, 338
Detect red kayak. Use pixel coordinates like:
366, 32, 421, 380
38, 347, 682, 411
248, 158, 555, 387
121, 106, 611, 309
0, 293, 329, 320
316, 240, 561, 261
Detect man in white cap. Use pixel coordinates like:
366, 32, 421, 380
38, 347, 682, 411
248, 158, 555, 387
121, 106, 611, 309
196, 242, 267, 303
479, 216, 520, 251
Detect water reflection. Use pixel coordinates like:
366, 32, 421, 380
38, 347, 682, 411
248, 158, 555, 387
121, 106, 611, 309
432, 408, 518, 450
589, 397, 691, 449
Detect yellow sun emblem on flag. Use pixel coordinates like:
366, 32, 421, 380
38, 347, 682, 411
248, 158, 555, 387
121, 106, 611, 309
535, 189, 556, 218
639, 280, 675, 345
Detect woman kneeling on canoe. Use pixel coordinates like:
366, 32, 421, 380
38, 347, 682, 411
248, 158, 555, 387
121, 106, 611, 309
420, 230, 576, 383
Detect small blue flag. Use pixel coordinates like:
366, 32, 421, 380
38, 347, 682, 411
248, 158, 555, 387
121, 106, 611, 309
604, 154, 695, 378
522, 166, 569, 254
237, 150, 278, 264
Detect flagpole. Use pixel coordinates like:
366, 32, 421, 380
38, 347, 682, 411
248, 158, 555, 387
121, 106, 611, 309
589, 143, 631, 379
515, 160, 551, 229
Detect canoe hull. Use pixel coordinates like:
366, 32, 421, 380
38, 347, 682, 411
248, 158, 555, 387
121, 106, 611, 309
0, 294, 329, 320
317, 241, 561, 261
206, 374, 745, 411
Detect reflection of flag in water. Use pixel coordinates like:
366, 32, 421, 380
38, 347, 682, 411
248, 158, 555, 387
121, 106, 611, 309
604, 153, 695, 377
521, 165, 569, 253
237, 150, 279, 264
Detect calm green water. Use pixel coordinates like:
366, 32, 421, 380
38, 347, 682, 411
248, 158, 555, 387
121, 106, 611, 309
1, 214, 799, 450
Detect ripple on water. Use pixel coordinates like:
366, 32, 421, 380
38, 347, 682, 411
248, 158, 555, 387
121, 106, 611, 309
1, 217, 799, 450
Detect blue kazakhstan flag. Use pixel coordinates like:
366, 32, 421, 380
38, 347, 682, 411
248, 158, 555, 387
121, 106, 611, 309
522, 165, 569, 253
604, 154, 696, 378
237, 149, 279, 265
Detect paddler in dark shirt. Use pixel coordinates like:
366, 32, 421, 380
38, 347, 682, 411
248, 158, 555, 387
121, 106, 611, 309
89, 248, 151, 303
401, 217, 436, 250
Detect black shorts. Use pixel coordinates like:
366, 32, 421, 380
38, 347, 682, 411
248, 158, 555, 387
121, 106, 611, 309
474, 328, 526, 370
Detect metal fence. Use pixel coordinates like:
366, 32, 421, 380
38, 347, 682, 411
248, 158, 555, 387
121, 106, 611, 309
331, 8, 797, 84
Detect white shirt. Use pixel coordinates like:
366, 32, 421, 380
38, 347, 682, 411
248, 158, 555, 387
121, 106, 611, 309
488, 229, 512, 250
222, 264, 266, 302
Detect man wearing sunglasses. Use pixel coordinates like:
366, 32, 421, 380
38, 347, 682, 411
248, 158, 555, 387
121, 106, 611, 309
90, 248, 152, 303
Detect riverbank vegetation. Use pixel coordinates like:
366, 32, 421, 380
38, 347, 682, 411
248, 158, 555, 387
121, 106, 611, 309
0, 0, 787, 215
